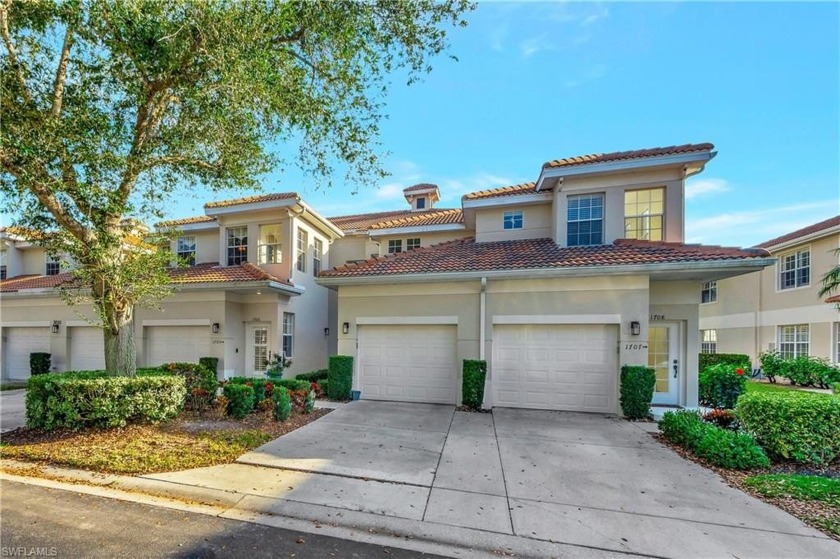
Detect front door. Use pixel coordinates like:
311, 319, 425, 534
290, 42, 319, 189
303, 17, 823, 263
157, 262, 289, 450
649, 322, 681, 405
246, 324, 270, 376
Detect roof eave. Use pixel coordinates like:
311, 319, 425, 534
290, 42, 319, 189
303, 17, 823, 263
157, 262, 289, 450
758, 224, 840, 252
369, 223, 467, 236
462, 193, 552, 209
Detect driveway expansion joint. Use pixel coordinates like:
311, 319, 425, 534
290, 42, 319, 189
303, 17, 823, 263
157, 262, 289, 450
231, 461, 433, 490
492, 410, 517, 535
421, 406, 456, 521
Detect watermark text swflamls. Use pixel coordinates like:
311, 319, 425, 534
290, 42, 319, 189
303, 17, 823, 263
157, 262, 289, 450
1, 548, 58, 557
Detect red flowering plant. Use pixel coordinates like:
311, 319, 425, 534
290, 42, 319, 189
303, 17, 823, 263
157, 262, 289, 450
736, 368, 745, 376
699, 364, 748, 409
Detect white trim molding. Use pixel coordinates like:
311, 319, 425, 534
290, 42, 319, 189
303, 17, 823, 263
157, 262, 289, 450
356, 316, 459, 325
493, 314, 622, 325
141, 319, 212, 327
0, 321, 51, 328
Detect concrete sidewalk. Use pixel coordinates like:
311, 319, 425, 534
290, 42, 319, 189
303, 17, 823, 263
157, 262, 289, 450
1, 389, 26, 433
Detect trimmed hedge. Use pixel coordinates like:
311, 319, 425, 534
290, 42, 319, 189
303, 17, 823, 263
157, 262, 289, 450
29, 352, 51, 376
296, 369, 328, 382
159, 362, 218, 410
273, 385, 292, 421
737, 392, 840, 465
199, 357, 219, 375
619, 365, 655, 419
699, 364, 747, 409
759, 351, 840, 388
327, 355, 353, 400
699, 353, 750, 373
461, 360, 487, 409
228, 377, 271, 405
26, 371, 185, 430
274, 379, 314, 413
659, 410, 769, 469
222, 383, 254, 419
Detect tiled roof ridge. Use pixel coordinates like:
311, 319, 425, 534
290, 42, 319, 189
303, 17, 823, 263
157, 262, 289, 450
204, 192, 299, 209
542, 143, 715, 170
157, 215, 217, 227
327, 237, 473, 274
368, 208, 463, 230
826, 294, 840, 304
462, 182, 537, 201
613, 238, 771, 257
756, 215, 840, 248
403, 183, 439, 192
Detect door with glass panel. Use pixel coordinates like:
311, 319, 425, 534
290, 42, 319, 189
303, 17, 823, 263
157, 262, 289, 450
649, 323, 680, 405
246, 324, 271, 375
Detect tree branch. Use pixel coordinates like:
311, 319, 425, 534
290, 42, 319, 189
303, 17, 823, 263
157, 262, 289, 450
142, 155, 222, 172
50, 24, 75, 117
0, 0, 32, 105
275, 28, 305, 45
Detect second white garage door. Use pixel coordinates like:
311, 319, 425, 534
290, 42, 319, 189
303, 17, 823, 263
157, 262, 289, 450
358, 324, 457, 404
493, 324, 617, 413
69, 327, 106, 371
146, 326, 212, 367
2, 327, 50, 379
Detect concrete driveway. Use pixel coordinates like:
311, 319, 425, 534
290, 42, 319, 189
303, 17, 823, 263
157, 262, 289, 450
0, 389, 26, 433
146, 401, 838, 558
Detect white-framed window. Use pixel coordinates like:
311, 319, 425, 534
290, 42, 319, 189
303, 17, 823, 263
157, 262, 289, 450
567, 194, 604, 246
700, 329, 717, 354
624, 187, 664, 241
701, 281, 717, 303
282, 312, 295, 358
45, 255, 60, 276
258, 224, 282, 264
503, 210, 523, 230
388, 239, 402, 254
296, 228, 308, 273
313, 238, 323, 275
416, 197, 426, 209
0, 249, 6, 280
226, 226, 248, 265
778, 324, 809, 359
406, 238, 421, 251
779, 248, 810, 290
177, 235, 196, 266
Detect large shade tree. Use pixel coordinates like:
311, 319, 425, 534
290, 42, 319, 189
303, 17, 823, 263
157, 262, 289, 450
0, 0, 472, 375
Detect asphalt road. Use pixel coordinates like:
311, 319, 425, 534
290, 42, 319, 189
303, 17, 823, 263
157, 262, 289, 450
0, 481, 447, 558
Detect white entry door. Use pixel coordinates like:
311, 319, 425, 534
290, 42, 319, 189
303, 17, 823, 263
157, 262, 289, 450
246, 324, 270, 376
649, 323, 681, 405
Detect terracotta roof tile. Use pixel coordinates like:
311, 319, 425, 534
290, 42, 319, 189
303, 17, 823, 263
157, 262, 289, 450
542, 143, 715, 170
402, 183, 439, 193
205, 192, 298, 209
368, 209, 464, 230
463, 182, 540, 201
330, 210, 435, 232
157, 215, 217, 228
320, 237, 770, 278
757, 215, 840, 249
826, 294, 840, 304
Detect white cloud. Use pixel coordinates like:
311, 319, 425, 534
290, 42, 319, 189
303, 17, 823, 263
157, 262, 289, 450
685, 178, 729, 200
374, 183, 406, 200
580, 5, 610, 27
519, 35, 554, 58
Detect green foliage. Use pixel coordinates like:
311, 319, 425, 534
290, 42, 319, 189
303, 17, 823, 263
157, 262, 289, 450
698, 353, 750, 373
619, 365, 655, 419
745, 381, 800, 394
833, 383, 840, 395
659, 410, 768, 469
265, 353, 292, 380
327, 355, 353, 400
759, 351, 839, 388
272, 386, 292, 421
737, 392, 840, 465
228, 377, 271, 406
274, 379, 314, 413
296, 369, 329, 382
699, 364, 748, 409
29, 352, 51, 376
199, 357, 219, 375
222, 384, 254, 419
702, 408, 737, 430
160, 362, 218, 411
744, 474, 840, 507
460, 359, 486, 409
26, 371, 185, 430
759, 350, 785, 379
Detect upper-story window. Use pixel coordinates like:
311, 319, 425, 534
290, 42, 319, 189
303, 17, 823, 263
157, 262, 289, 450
701, 281, 717, 303
177, 235, 196, 266
227, 227, 248, 265
296, 228, 308, 273
388, 239, 402, 254
0, 249, 6, 280
258, 224, 281, 264
567, 194, 604, 246
503, 210, 523, 230
416, 197, 426, 209
282, 312, 295, 358
46, 255, 60, 276
779, 249, 809, 290
407, 238, 421, 251
313, 238, 323, 275
624, 187, 664, 241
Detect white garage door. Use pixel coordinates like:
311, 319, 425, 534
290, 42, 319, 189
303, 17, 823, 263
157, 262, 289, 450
493, 324, 617, 413
358, 324, 457, 404
146, 326, 212, 366
69, 327, 106, 371
2, 327, 50, 379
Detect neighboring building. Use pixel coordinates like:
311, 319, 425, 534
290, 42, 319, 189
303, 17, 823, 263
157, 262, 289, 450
0, 193, 343, 380
319, 143, 774, 412
700, 215, 840, 364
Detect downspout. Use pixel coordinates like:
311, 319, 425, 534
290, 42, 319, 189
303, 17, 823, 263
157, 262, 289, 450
479, 277, 487, 360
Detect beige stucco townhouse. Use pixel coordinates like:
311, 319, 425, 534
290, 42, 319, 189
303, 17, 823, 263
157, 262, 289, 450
320, 143, 774, 413
0, 193, 343, 380
699, 215, 840, 365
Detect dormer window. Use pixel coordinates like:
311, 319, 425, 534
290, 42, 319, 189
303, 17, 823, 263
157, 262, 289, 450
624, 188, 664, 241
416, 197, 426, 210
503, 210, 523, 230
258, 224, 281, 264
567, 194, 604, 246
177, 235, 196, 266
227, 227, 248, 265
388, 239, 402, 253
46, 255, 60, 276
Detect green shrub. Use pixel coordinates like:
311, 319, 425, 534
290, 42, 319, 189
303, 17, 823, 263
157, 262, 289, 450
833, 383, 840, 395
273, 385, 292, 421
699, 353, 750, 373
222, 384, 254, 419
659, 410, 705, 447
274, 379, 314, 413
26, 371, 185, 430
199, 357, 219, 375
296, 369, 329, 382
759, 350, 785, 380
461, 360, 487, 409
699, 364, 747, 409
737, 392, 840, 465
160, 362, 218, 411
327, 355, 353, 400
759, 352, 840, 389
228, 377, 271, 405
135, 367, 166, 376
319, 379, 329, 396
29, 352, 51, 376
619, 365, 655, 419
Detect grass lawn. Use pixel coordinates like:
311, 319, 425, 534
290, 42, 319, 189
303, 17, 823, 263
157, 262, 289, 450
745, 381, 810, 394
0, 409, 329, 475
744, 474, 840, 538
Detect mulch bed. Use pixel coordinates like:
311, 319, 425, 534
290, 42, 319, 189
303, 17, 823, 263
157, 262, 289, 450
455, 405, 491, 413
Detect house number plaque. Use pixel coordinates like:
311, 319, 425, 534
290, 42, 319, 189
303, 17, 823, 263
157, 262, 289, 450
650, 314, 665, 321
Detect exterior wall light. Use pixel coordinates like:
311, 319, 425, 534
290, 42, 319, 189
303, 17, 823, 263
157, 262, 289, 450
342, 322, 350, 335
51, 320, 61, 334
212, 323, 220, 334
630, 321, 641, 336
324, 327, 330, 337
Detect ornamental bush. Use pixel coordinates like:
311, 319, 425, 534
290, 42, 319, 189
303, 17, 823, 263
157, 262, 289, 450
296, 369, 329, 382
274, 379, 314, 413
26, 371, 185, 430
698, 353, 750, 373
198, 357, 219, 375
658, 410, 705, 447
327, 355, 353, 400
29, 352, 51, 376
461, 360, 487, 409
222, 383, 254, 419
699, 364, 747, 409
758, 351, 840, 388
737, 392, 840, 465
273, 385, 292, 421
619, 365, 655, 419
160, 362, 218, 410
228, 377, 271, 406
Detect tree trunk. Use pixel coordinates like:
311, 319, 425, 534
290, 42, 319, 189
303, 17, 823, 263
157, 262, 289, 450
104, 321, 136, 377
